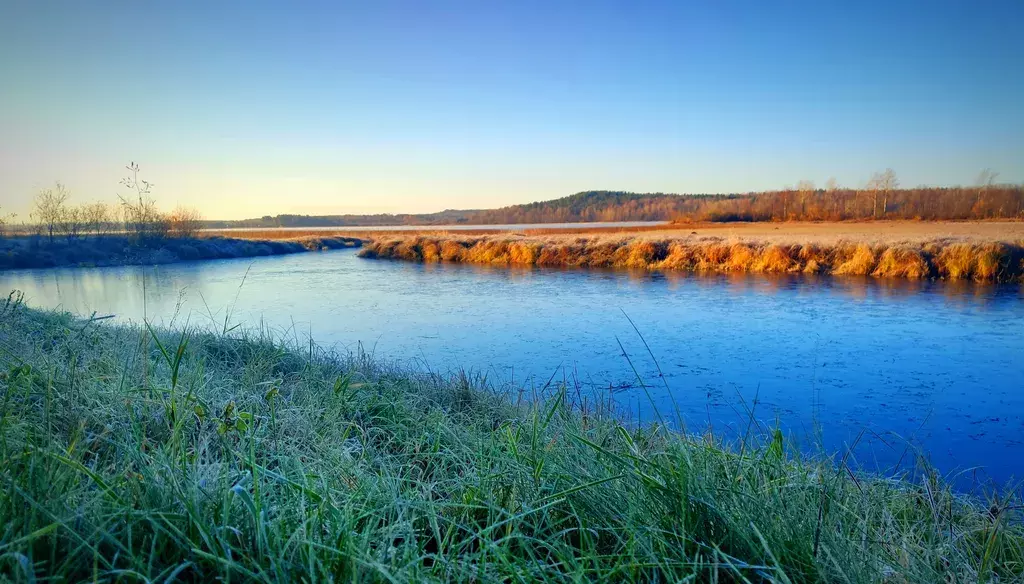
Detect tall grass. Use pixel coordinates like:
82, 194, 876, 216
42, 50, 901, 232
1, 304, 1021, 581
360, 235, 1024, 282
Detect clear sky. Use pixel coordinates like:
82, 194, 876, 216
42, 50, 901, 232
2, 0, 1022, 220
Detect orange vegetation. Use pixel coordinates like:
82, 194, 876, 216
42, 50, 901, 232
359, 234, 1024, 282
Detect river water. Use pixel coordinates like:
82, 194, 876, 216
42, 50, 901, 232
3, 249, 1022, 486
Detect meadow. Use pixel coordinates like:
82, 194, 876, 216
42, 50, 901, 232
357, 222, 1024, 283
0, 299, 1021, 582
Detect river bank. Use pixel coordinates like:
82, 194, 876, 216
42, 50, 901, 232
0, 303, 1020, 581
359, 230, 1024, 282
0, 234, 361, 271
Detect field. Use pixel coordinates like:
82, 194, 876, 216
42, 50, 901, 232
0, 301, 1021, 582
355, 221, 1024, 282
205, 220, 1024, 243
200, 223, 678, 240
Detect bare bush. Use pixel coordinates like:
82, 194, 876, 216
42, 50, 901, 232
56, 204, 86, 242
0, 207, 13, 237
32, 183, 70, 242
119, 162, 169, 242
168, 206, 203, 238
82, 202, 114, 235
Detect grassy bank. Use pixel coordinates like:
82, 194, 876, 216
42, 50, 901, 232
0, 235, 361, 271
359, 233, 1024, 282
0, 303, 1021, 582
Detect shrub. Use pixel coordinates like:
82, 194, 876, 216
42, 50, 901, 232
872, 247, 931, 279
727, 243, 756, 271
440, 240, 465, 261
937, 243, 976, 280
168, 206, 203, 238
752, 244, 798, 273
834, 244, 876, 276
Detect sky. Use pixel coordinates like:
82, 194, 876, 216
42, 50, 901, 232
1, 0, 1022, 220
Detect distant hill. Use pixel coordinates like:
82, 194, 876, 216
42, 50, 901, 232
459, 191, 735, 224
208, 191, 724, 228
206, 185, 1024, 227
202, 208, 478, 229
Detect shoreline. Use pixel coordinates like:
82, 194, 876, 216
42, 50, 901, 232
0, 305, 1020, 580
0, 234, 362, 271
359, 232, 1024, 282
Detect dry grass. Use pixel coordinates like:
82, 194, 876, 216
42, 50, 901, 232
359, 233, 1024, 282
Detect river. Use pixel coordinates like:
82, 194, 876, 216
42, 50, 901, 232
2, 249, 1022, 486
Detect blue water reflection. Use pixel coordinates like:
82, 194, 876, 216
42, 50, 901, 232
2, 250, 1022, 487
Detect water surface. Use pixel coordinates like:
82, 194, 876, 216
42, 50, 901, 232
3, 250, 1022, 486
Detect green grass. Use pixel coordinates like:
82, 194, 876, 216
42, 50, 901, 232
0, 300, 1021, 582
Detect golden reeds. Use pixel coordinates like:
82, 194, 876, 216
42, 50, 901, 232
359, 234, 1024, 282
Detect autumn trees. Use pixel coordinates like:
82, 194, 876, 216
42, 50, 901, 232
454, 174, 1023, 225
673, 170, 1022, 223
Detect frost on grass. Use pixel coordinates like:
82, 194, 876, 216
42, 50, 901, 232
0, 305, 1021, 582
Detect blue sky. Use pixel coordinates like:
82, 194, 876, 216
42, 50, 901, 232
1, 0, 1022, 219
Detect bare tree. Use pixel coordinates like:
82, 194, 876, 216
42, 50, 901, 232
868, 169, 899, 218
824, 178, 840, 218
56, 204, 86, 242
0, 207, 13, 237
796, 180, 815, 219
973, 168, 1000, 218
32, 182, 71, 243
119, 162, 168, 242
168, 206, 203, 238
82, 202, 114, 235
878, 169, 898, 218
976, 168, 999, 187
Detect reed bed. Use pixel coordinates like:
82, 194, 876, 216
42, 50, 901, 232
360, 234, 1024, 282
1, 302, 1022, 582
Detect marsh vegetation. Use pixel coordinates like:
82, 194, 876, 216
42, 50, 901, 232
360, 232, 1024, 283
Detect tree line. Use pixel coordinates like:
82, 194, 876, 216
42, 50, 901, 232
680, 170, 1023, 222
11, 167, 1021, 233
458, 171, 1022, 224
23, 163, 203, 243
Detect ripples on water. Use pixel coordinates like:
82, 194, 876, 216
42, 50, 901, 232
2, 250, 1022, 487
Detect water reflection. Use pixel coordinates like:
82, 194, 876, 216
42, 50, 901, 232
2, 251, 1022, 487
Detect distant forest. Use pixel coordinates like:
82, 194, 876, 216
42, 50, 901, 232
210, 177, 1024, 228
